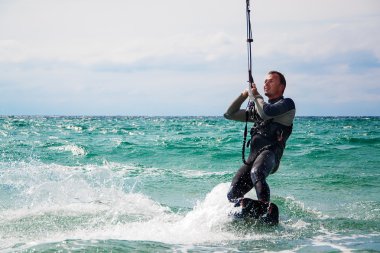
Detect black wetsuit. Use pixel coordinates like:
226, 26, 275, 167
224, 94, 295, 203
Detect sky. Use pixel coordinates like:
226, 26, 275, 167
0, 0, 379, 116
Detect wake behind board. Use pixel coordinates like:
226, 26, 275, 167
230, 198, 279, 226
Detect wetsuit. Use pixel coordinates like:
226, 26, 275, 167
224, 93, 295, 203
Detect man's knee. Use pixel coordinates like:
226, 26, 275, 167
251, 166, 266, 185
227, 186, 240, 203
251, 152, 276, 183
227, 185, 250, 203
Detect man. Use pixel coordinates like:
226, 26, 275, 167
224, 71, 295, 206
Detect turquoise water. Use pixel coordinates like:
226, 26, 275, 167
0, 116, 379, 252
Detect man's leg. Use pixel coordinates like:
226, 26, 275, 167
227, 163, 254, 203
251, 150, 277, 202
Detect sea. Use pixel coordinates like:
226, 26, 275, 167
0, 116, 379, 252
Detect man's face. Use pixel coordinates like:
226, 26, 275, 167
264, 73, 284, 99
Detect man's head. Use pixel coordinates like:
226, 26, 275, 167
264, 71, 286, 100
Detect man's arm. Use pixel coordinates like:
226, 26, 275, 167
224, 91, 250, 122
254, 96, 295, 118
253, 96, 295, 126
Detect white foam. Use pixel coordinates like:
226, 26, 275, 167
180, 169, 230, 178
284, 196, 328, 219
111, 138, 122, 147
0, 181, 239, 250
0, 161, 174, 250
1, 162, 328, 252
310, 227, 354, 253
49, 145, 86, 156
290, 219, 310, 229
79, 183, 239, 244
69, 183, 274, 245
66, 125, 83, 132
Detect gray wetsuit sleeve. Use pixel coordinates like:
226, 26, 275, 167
224, 94, 251, 122
254, 95, 296, 126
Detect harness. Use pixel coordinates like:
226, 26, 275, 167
242, 106, 292, 166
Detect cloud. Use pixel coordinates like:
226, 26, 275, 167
0, 0, 379, 116
254, 16, 380, 63
0, 33, 240, 68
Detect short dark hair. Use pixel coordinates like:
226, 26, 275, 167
268, 71, 286, 87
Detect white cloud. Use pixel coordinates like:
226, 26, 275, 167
254, 0, 380, 22
254, 15, 380, 63
0, 32, 240, 68
0, 0, 379, 116
1, 0, 379, 65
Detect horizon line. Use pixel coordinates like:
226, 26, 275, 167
1, 115, 379, 118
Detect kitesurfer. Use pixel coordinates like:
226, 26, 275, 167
224, 71, 295, 205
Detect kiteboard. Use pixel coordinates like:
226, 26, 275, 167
230, 198, 279, 226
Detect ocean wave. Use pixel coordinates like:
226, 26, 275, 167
1, 116, 379, 252
0, 181, 233, 251
346, 137, 380, 145
178, 169, 231, 178
65, 125, 84, 132
49, 145, 87, 156
0, 166, 375, 253
271, 195, 328, 223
